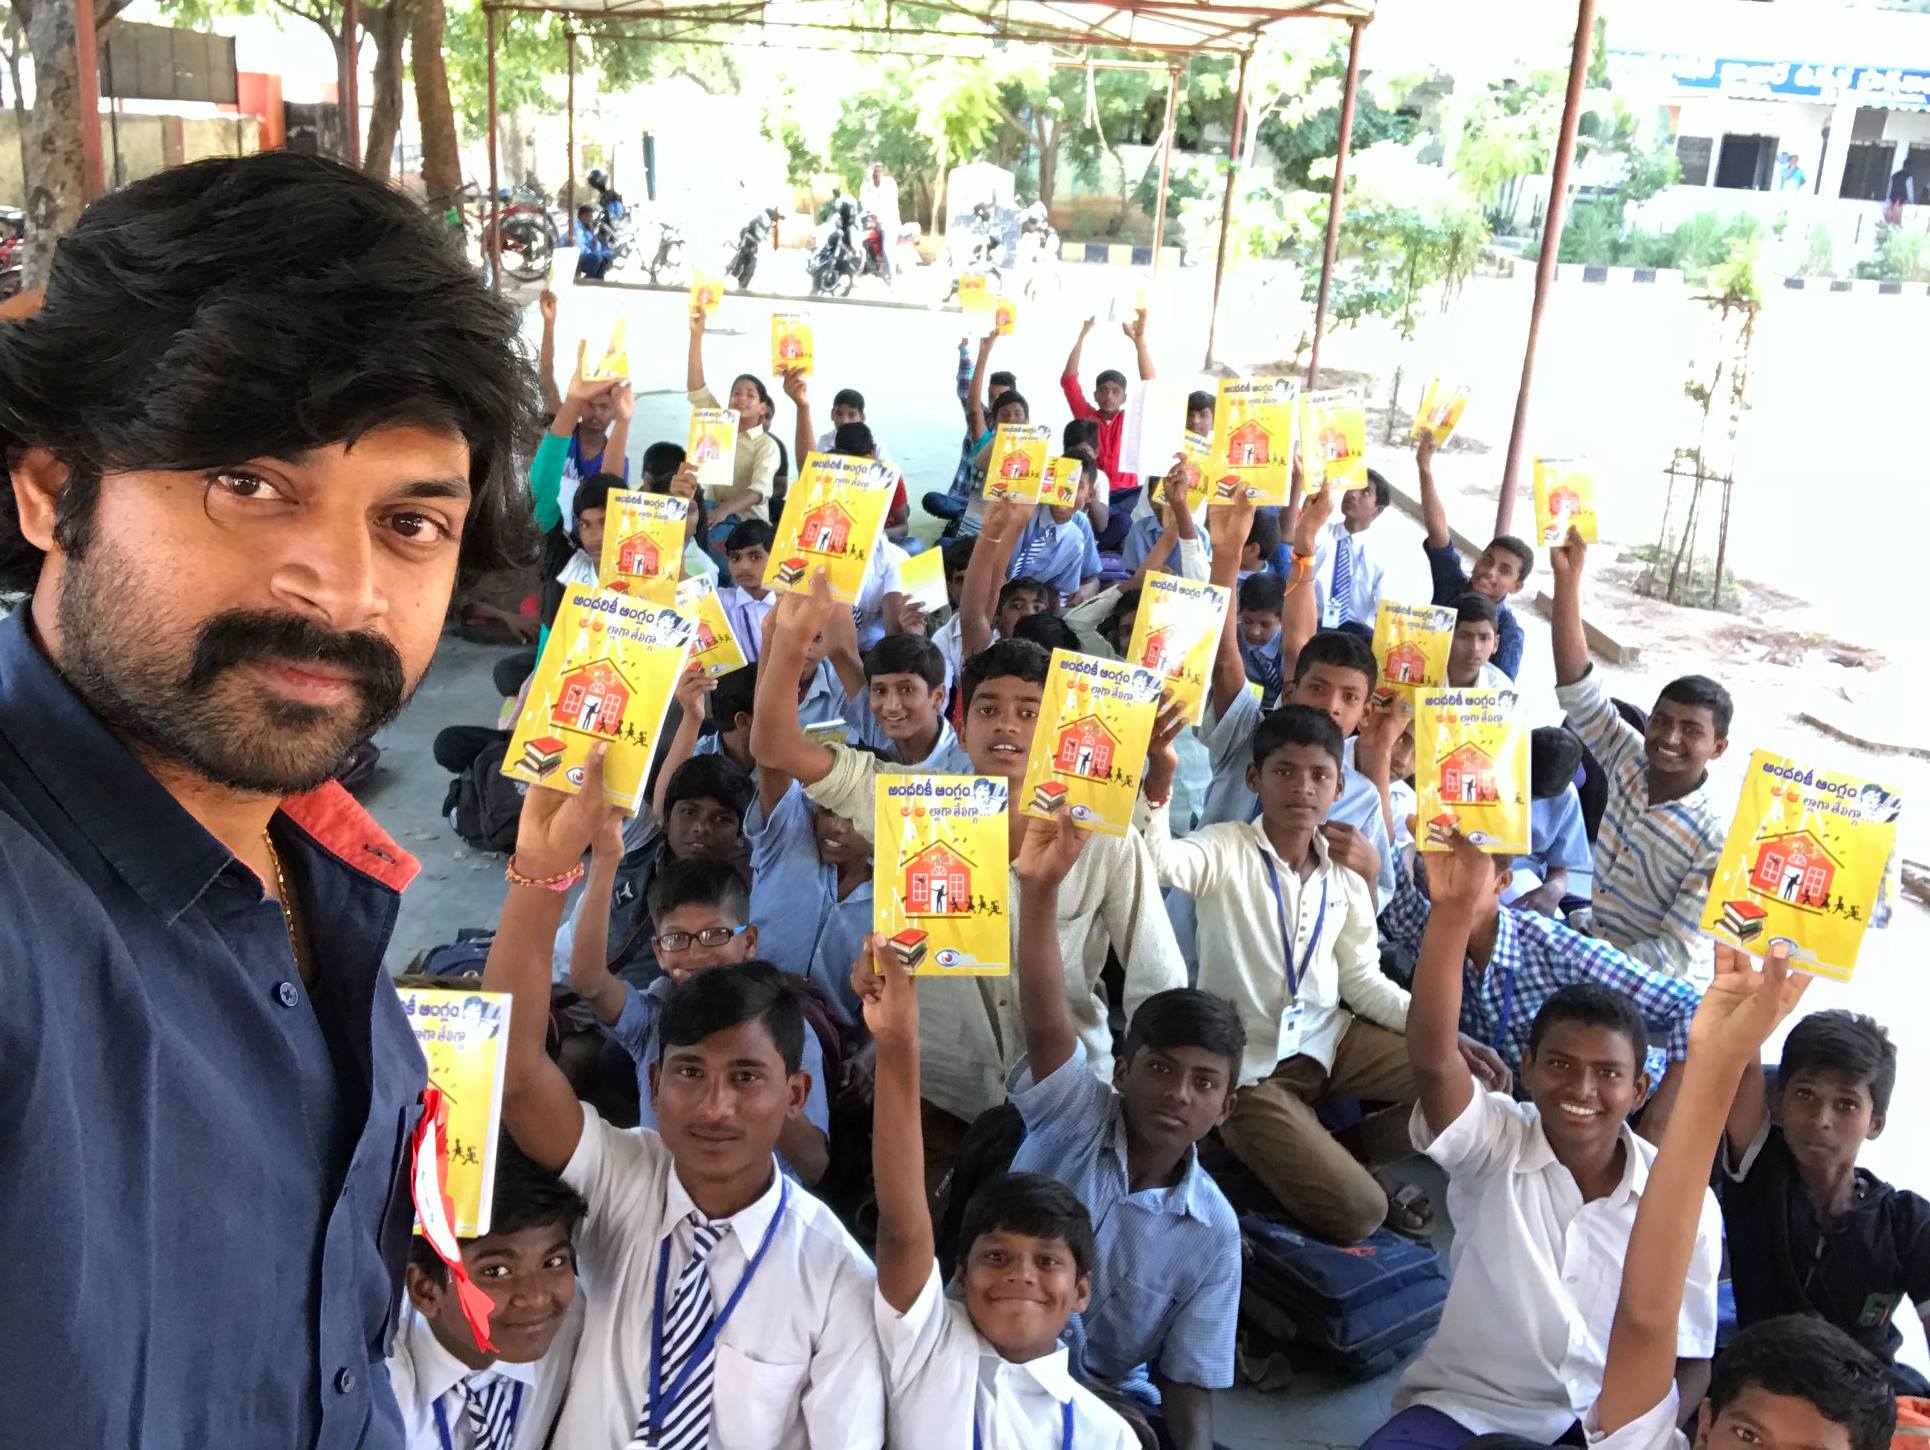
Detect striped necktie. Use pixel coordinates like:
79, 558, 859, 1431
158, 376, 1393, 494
1330, 534, 1354, 622
642, 1215, 732, 1450
1014, 523, 1055, 579
461, 1371, 521, 1450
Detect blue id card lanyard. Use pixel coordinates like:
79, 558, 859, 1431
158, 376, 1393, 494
1259, 849, 1328, 1000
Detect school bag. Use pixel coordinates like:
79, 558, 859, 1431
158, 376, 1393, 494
446, 737, 524, 854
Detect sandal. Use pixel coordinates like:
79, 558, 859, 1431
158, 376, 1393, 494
1383, 1180, 1435, 1240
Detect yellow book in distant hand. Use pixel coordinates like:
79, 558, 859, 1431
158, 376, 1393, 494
1152, 431, 1214, 517
1018, 649, 1164, 838
1374, 600, 1456, 695
1299, 389, 1368, 493
599, 490, 688, 606
992, 294, 1019, 336
873, 774, 1012, 976
983, 423, 1051, 504
1040, 455, 1085, 509
1533, 459, 1598, 548
1415, 686, 1530, 854
398, 986, 511, 1238
772, 312, 813, 376
1701, 751, 1903, 982
584, 318, 628, 381
687, 408, 739, 494
763, 452, 897, 604
894, 546, 949, 616
1210, 376, 1298, 507
960, 274, 994, 333
690, 269, 725, 317
502, 585, 695, 812
675, 575, 749, 677
1411, 378, 1470, 445
1125, 575, 1231, 726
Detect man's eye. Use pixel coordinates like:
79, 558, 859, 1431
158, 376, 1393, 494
212, 470, 285, 501
389, 512, 454, 543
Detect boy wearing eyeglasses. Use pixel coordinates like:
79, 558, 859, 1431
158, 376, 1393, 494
568, 846, 832, 1185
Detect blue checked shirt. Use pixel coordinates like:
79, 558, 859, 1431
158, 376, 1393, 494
1378, 876, 1702, 1083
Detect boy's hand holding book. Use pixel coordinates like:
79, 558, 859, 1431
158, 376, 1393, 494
771, 567, 838, 647
1015, 813, 1091, 894
1142, 690, 1189, 802
852, 934, 919, 1048
1293, 482, 1334, 554
1550, 524, 1589, 590
516, 744, 625, 882
1692, 941, 1810, 1073
1205, 482, 1255, 559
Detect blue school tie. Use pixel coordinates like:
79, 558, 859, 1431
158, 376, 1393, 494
643, 1216, 731, 1450
460, 1371, 521, 1450
1330, 535, 1353, 621
1014, 524, 1055, 579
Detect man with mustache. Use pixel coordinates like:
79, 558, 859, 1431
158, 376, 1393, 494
0, 153, 536, 1449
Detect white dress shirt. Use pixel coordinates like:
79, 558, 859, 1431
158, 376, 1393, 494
554, 1105, 885, 1449
388, 1299, 583, 1450
1392, 1092, 1720, 1441
1584, 1389, 1688, 1450
876, 1265, 1138, 1450
1312, 519, 1385, 629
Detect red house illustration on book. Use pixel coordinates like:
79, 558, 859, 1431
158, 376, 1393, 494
999, 449, 1030, 480
1053, 715, 1118, 779
1227, 418, 1272, 467
903, 841, 973, 916
551, 659, 635, 737
1545, 486, 1582, 525
694, 619, 718, 653
1747, 830, 1840, 909
776, 331, 805, 362
1140, 624, 1202, 678
691, 433, 723, 465
615, 533, 663, 578
1319, 422, 1350, 461
800, 500, 855, 555
1384, 641, 1429, 684
1439, 742, 1500, 804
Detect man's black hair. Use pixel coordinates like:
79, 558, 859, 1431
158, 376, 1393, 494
725, 518, 775, 555
0, 152, 541, 590
662, 754, 752, 826
1656, 673, 1734, 740
1123, 988, 1246, 1083
988, 369, 1017, 393
1710, 1316, 1895, 1450
658, 960, 805, 1075
1239, 571, 1287, 615
1778, 1009, 1897, 1117
645, 855, 751, 925
1094, 367, 1127, 392
960, 637, 1049, 710
832, 421, 876, 458
831, 387, 865, 416
864, 633, 945, 687
1186, 388, 1216, 418
942, 535, 978, 577
1487, 534, 1535, 585
1291, 629, 1376, 690
1244, 509, 1281, 557
1014, 612, 1079, 653
1104, 586, 1142, 649
409, 1141, 587, 1284
571, 472, 622, 531
640, 441, 686, 487
1063, 417, 1100, 455
958, 1172, 1095, 1280
992, 390, 1030, 423
1364, 468, 1393, 510
1525, 982, 1647, 1065
1454, 590, 1499, 631
997, 577, 1047, 611
1529, 726, 1585, 801
1252, 702, 1343, 773
712, 662, 757, 730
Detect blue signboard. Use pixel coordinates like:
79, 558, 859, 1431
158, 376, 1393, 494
1660, 55, 1930, 110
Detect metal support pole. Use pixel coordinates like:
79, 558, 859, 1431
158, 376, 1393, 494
565, 27, 576, 217
1150, 65, 1178, 273
485, 5, 500, 290
1497, 0, 1597, 536
1202, 47, 1249, 371
342, 0, 360, 165
72, 0, 105, 198
1306, 18, 1364, 391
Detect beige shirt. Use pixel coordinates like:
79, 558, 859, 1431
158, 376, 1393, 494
807, 744, 1186, 1122
688, 384, 781, 522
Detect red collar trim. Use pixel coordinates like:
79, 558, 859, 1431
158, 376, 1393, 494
281, 780, 420, 894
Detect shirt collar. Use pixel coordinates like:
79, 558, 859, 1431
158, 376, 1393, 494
1478, 904, 1526, 980
979, 1340, 1079, 1404
664, 1157, 788, 1243
1244, 817, 1334, 875
1514, 1109, 1650, 1205
1104, 1102, 1219, 1222
403, 1305, 538, 1414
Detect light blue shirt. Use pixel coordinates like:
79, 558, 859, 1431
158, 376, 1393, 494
841, 694, 972, 772
798, 657, 849, 730
1518, 785, 1592, 886
1006, 509, 1100, 599
1117, 512, 1211, 578
746, 781, 873, 1027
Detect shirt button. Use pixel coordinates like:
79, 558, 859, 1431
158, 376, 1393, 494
334, 1367, 356, 1395
275, 981, 300, 1009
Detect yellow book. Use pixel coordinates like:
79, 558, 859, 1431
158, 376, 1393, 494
1374, 600, 1456, 695
873, 774, 1012, 976
584, 318, 628, 382
1040, 455, 1085, 509
983, 423, 1052, 504
772, 312, 814, 376
1152, 431, 1214, 517
1125, 575, 1231, 727
960, 274, 994, 333
501, 585, 695, 812
992, 294, 1019, 337
1415, 687, 1530, 854
675, 575, 749, 677
1533, 458, 1599, 548
599, 490, 689, 606
687, 408, 739, 495
1210, 376, 1299, 507
1411, 378, 1470, 446
762, 452, 897, 604
1298, 389, 1368, 493
894, 546, 949, 616
546, 245, 575, 293
397, 987, 512, 1238
1018, 649, 1164, 838
690, 269, 725, 317
1701, 751, 1903, 982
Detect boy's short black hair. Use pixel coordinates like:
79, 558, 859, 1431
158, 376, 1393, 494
572, 472, 622, 527
1525, 982, 1647, 1065
992, 389, 1029, 422
864, 633, 945, 687
1364, 468, 1393, 509
646, 855, 751, 924
1252, 703, 1343, 773
1014, 612, 1079, 653
1488, 535, 1535, 585
1656, 673, 1734, 739
958, 1172, 1096, 1280
1063, 417, 1100, 454
988, 369, 1017, 392
1710, 1316, 1896, 1450
725, 518, 775, 555
1291, 629, 1376, 691
1244, 509, 1281, 557
997, 577, 1047, 611
1529, 726, 1584, 800
832, 421, 875, 458
1094, 367, 1127, 391
640, 441, 686, 487
658, 960, 805, 1074
1778, 1009, 1897, 1117
1123, 988, 1246, 1082
409, 1142, 587, 1284
942, 535, 977, 577
662, 754, 752, 825
1239, 571, 1287, 615
712, 663, 757, 729
960, 637, 1050, 710
1186, 388, 1215, 417
1453, 590, 1499, 631
0, 151, 541, 590
831, 387, 865, 415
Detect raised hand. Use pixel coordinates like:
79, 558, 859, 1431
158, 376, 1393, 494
1146, 690, 1189, 778
1690, 941, 1810, 1067
1415, 429, 1438, 470
1550, 524, 1588, 591
515, 744, 626, 880
1320, 820, 1381, 888
566, 342, 617, 405
1292, 483, 1335, 554
1206, 478, 1256, 558
669, 463, 701, 502
781, 367, 808, 406
538, 290, 558, 325
1423, 829, 1498, 914
1014, 812, 1091, 892
772, 566, 838, 645
850, 933, 919, 1045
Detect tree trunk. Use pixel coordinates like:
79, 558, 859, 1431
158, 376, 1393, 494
21, 0, 87, 288
1036, 117, 1060, 211
409, 0, 458, 211
360, 0, 410, 182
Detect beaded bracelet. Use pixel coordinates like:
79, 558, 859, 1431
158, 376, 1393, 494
504, 857, 586, 893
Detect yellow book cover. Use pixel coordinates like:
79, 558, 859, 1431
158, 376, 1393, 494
598, 491, 689, 606
690, 269, 725, 317
772, 313, 814, 375
1152, 431, 1214, 516
584, 318, 628, 381
983, 423, 1052, 504
1125, 575, 1231, 727
397, 987, 511, 1238
1040, 455, 1085, 509
1701, 751, 1903, 982
502, 586, 696, 812
1533, 459, 1599, 548
873, 774, 1012, 976
992, 294, 1019, 336
762, 452, 897, 604
1374, 600, 1457, 695
1210, 376, 1299, 507
1298, 389, 1368, 493
1018, 649, 1164, 838
960, 274, 994, 333
675, 575, 749, 677
1410, 378, 1470, 445
894, 546, 949, 616
1415, 686, 1531, 854
687, 408, 740, 495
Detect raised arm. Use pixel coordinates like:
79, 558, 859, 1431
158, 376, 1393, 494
960, 496, 1028, 658
1282, 483, 1332, 668
852, 935, 934, 1312
1206, 485, 1256, 719
783, 368, 814, 467
537, 290, 561, 415
566, 813, 633, 1028
1415, 431, 1450, 550
1012, 814, 1093, 1080
685, 304, 712, 397
748, 575, 843, 787
1407, 834, 1491, 1137
651, 667, 717, 822
1124, 306, 1155, 380
604, 381, 634, 480
965, 333, 996, 441
1549, 524, 1590, 686
1063, 316, 1093, 382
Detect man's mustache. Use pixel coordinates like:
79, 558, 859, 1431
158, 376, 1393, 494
183, 610, 405, 712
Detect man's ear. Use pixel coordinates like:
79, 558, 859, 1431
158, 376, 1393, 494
742, 923, 760, 954
9, 447, 68, 553
1245, 762, 1260, 796
1070, 1271, 1093, 1316
646, 1059, 661, 1108
1692, 1397, 1713, 1448
404, 1263, 441, 1316
787, 1067, 811, 1116
1869, 1110, 1887, 1141
1709, 736, 1730, 762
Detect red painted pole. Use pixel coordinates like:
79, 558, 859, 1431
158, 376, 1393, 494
72, 0, 105, 197
565, 28, 576, 218
1202, 47, 1250, 370
1305, 18, 1364, 391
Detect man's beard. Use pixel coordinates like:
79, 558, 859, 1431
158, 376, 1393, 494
56, 537, 414, 795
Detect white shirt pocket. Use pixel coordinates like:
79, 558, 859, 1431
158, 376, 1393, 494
713, 1340, 811, 1445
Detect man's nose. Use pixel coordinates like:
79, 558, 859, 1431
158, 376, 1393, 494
272, 519, 384, 631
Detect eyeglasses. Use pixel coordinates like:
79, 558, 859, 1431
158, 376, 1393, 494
651, 925, 750, 953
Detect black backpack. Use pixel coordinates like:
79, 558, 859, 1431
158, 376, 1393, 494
447, 738, 523, 854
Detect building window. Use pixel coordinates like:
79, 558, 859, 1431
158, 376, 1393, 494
1714, 134, 1776, 190
1841, 141, 1896, 200
1676, 135, 1714, 186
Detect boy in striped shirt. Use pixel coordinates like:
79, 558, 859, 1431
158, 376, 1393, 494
1549, 527, 1731, 987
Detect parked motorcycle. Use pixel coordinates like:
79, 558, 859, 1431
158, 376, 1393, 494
809, 197, 862, 297
641, 219, 687, 285
725, 207, 779, 290
941, 202, 1003, 302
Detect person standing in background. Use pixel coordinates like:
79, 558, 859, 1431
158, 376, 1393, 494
861, 163, 902, 286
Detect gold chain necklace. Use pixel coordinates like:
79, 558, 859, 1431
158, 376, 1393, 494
264, 830, 302, 966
